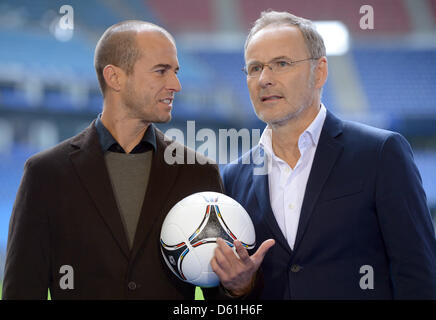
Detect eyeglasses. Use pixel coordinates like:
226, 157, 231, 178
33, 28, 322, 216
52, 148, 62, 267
242, 57, 319, 77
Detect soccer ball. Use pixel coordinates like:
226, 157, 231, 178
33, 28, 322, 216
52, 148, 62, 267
160, 191, 256, 288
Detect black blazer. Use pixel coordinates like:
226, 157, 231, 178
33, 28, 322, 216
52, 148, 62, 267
222, 111, 436, 299
3, 121, 225, 299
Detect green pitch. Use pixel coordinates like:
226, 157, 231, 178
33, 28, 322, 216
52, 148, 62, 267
0, 283, 204, 300
195, 286, 204, 300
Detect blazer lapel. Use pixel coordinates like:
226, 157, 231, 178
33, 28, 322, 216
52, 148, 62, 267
130, 128, 180, 261
293, 111, 344, 252
69, 121, 130, 259
252, 147, 292, 255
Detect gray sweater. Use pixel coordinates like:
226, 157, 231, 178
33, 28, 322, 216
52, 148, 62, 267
104, 151, 153, 248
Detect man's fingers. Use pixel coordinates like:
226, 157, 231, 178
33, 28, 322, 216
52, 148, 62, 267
252, 239, 275, 266
215, 237, 273, 269
216, 238, 233, 254
214, 243, 232, 270
234, 240, 250, 262
216, 237, 239, 262
210, 256, 226, 279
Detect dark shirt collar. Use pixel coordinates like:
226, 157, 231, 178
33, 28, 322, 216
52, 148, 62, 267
94, 113, 156, 154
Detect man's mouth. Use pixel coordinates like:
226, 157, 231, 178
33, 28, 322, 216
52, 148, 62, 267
261, 95, 283, 102
160, 98, 173, 105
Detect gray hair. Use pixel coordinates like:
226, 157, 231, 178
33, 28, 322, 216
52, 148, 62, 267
245, 10, 326, 95
244, 10, 326, 61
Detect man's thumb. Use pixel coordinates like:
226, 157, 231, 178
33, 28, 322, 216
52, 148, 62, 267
252, 239, 275, 267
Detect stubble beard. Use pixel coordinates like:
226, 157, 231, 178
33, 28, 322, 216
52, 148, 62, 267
263, 71, 317, 129
122, 84, 171, 124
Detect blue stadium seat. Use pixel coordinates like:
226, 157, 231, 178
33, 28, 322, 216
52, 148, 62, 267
42, 89, 76, 111
0, 144, 40, 247
0, 86, 32, 109
0, 29, 95, 80
193, 51, 258, 124
352, 48, 436, 115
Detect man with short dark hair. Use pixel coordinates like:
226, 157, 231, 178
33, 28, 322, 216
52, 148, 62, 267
2, 21, 224, 299
218, 11, 436, 299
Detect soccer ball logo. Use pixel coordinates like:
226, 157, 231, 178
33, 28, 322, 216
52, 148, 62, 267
160, 192, 255, 287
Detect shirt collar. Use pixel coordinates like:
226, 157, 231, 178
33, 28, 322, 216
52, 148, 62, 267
259, 103, 327, 158
94, 113, 157, 153
304, 103, 327, 147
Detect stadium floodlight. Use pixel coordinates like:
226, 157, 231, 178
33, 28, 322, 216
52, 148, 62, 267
53, 21, 73, 42
314, 21, 350, 56
49, 16, 73, 42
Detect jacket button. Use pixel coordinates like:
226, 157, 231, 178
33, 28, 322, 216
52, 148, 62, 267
290, 264, 302, 273
128, 281, 137, 290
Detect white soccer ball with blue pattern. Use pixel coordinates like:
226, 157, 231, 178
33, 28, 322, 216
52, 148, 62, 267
160, 191, 256, 288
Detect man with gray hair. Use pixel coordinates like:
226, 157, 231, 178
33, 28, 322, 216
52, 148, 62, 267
216, 10, 436, 299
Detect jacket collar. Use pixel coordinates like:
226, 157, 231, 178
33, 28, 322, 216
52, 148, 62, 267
69, 121, 180, 260
252, 110, 344, 254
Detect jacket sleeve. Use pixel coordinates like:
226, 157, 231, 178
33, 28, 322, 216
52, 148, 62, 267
375, 133, 436, 299
2, 159, 51, 299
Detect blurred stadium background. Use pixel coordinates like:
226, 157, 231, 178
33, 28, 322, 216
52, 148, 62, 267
0, 0, 435, 289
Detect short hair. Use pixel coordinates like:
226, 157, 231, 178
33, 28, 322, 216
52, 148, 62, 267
94, 20, 175, 95
244, 10, 326, 60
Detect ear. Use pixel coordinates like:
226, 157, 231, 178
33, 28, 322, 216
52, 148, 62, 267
102, 65, 125, 92
315, 56, 328, 89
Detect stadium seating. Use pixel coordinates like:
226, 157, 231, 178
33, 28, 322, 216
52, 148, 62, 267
1, 0, 121, 31
0, 86, 32, 109
352, 48, 436, 115
146, 0, 411, 35
148, 0, 214, 32
429, 0, 436, 21
239, 0, 411, 35
0, 29, 95, 81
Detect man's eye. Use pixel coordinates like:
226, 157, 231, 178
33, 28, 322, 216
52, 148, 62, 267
156, 69, 167, 75
249, 65, 261, 73
275, 60, 291, 68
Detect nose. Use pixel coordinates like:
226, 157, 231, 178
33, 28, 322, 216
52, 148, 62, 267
258, 66, 274, 88
167, 71, 182, 93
